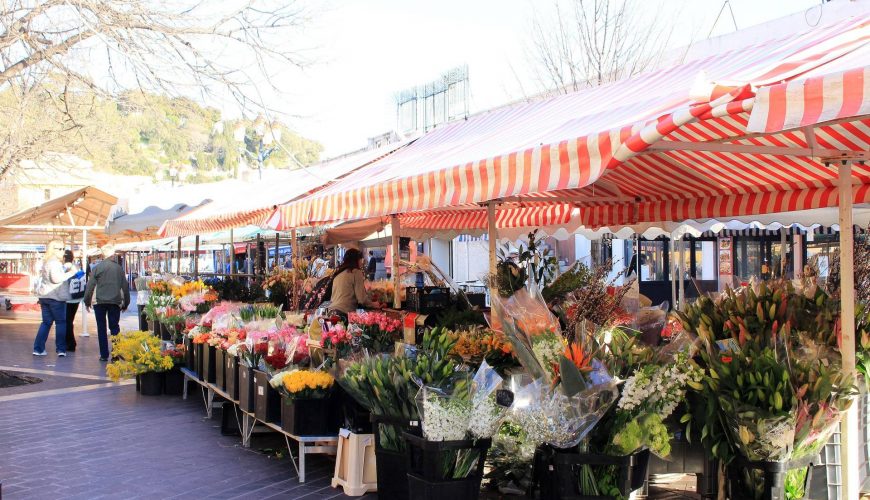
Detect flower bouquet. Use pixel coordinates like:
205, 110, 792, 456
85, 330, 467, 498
147, 280, 173, 297
263, 267, 293, 308
348, 310, 402, 353
366, 280, 394, 308
321, 323, 353, 363
679, 280, 857, 498
449, 325, 519, 375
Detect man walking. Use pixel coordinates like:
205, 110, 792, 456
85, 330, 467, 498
83, 245, 130, 361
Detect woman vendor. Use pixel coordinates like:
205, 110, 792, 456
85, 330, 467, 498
329, 248, 377, 316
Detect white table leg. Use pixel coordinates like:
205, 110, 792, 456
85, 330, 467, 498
299, 441, 306, 483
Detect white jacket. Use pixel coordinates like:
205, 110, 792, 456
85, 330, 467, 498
37, 258, 76, 302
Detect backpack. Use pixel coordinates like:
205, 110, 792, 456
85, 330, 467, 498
68, 274, 87, 302
303, 268, 346, 310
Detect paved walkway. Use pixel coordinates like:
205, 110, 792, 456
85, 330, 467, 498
0, 308, 364, 500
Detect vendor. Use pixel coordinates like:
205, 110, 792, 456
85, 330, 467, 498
330, 248, 376, 314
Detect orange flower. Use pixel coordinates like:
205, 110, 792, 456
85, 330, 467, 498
564, 343, 592, 372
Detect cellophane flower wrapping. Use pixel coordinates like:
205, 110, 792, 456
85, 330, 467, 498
415, 361, 507, 442
491, 287, 619, 449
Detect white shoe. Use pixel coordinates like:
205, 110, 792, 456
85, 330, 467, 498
57, 352, 67, 357
81, 332, 90, 337
32, 351, 47, 356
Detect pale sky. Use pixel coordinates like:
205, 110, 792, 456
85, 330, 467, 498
241, 0, 826, 158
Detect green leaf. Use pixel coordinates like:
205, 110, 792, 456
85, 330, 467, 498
679, 413, 691, 424
559, 355, 585, 397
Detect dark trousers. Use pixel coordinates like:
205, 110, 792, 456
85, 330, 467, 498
93, 304, 121, 359
65, 302, 79, 351
34, 298, 66, 353
137, 304, 148, 331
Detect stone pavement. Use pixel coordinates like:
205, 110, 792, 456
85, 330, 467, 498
0, 310, 372, 500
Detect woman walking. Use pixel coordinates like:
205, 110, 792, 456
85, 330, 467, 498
63, 250, 87, 352
33, 240, 78, 357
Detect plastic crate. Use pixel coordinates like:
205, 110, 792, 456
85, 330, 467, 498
405, 286, 451, 313
533, 445, 651, 500
370, 414, 421, 500
726, 453, 818, 500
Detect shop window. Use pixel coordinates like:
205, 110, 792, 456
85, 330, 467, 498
639, 240, 666, 281
694, 241, 717, 280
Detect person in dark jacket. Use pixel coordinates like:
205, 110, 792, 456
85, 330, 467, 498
62, 250, 86, 352
83, 245, 130, 361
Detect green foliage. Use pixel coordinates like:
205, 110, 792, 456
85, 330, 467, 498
0, 83, 322, 180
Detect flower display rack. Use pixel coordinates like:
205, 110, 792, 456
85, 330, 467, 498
532, 445, 651, 500
403, 429, 492, 500
183, 337, 195, 373
726, 453, 819, 500
404, 286, 451, 313
194, 343, 204, 381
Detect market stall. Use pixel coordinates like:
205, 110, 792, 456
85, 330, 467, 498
102, 12, 869, 500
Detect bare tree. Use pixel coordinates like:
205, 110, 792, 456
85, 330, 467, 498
525, 0, 674, 95
0, 0, 313, 179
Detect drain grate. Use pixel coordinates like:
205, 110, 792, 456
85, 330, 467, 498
0, 370, 43, 388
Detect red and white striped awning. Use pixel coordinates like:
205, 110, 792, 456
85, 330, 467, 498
158, 140, 410, 237
268, 14, 869, 233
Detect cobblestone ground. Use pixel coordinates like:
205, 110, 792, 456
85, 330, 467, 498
0, 308, 370, 500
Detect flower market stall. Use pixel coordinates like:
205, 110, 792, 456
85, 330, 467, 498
99, 12, 870, 500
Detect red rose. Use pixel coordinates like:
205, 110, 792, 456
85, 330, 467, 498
721, 355, 732, 364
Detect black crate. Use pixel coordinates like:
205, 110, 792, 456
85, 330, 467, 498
281, 397, 331, 435
238, 365, 255, 412
371, 415, 421, 500
726, 453, 818, 500
533, 445, 650, 500
163, 367, 185, 395
202, 345, 217, 384
194, 343, 204, 380
215, 349, 226, 391
139, 371, 164, 396
184, 337, 195, 372
405, 286, 451, 313
224, 354, 239, 400
253, 369, 281, 424
403, 428, 490, 500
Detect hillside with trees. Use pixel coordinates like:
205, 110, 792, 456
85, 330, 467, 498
0, 84, 322, 182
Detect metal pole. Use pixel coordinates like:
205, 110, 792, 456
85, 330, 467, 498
837, 160, 859, 500
670, 238, 678, 310
275, 232, 280, 269
229, 228, 234, 274
193, 235, 200, 280
391, 215, 401, 309
81, 229, 89, 337
487, 202, 498, 299
678, 237, 686, 310
779, 228, 787, 277
291, 228, 298, 260
176, 236, 182, 275
256, 233, 262, 276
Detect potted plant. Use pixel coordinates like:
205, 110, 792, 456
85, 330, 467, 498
271, 369, 335, 435
106, 330, 174, 396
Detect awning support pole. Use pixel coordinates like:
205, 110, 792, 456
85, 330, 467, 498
193, 235, 200, 280
81, 229, 88, 337
291, 228, 298, 260
390, 215, 401, 309
275, 232, 280, 268
229, 229, 234, 274
780, 229, 787, 277
678, 237, 686, 311
670, 239, 677, 309
837, 160, 859, 500
176, 237, 182, 275
487, 202, 498, 300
